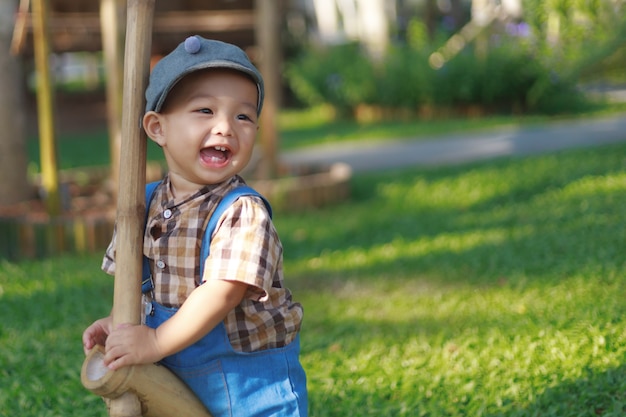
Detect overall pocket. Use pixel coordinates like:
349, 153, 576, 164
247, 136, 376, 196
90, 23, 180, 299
163, 358, 231, 417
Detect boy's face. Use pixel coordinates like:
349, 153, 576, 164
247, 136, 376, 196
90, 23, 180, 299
143, 69, 259, 197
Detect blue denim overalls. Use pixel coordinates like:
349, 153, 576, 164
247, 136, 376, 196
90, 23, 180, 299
145, 302, 307, 416
142, 182, 307, 416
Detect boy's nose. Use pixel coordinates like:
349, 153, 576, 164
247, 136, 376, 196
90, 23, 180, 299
212, 115, 234, 136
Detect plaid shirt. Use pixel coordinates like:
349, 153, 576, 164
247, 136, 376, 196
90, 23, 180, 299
102, 175, 303, 352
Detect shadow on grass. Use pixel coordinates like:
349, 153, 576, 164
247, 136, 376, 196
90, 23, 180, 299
483, 364, 626, 417
303, 362, 626, 417
280, 143, 626, 289
298, 282, 626, 416
282, 143, 626, 416
4, 143, 626, 416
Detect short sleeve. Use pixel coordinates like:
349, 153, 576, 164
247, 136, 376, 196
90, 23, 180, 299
201, 196, 280, 302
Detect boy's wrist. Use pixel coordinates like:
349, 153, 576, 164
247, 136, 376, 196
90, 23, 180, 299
152, 326, 170, 361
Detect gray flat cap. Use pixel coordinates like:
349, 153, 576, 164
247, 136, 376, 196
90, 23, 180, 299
145, 36, 264, 115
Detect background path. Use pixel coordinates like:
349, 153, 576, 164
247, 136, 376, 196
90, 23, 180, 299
281, 114, 626, 172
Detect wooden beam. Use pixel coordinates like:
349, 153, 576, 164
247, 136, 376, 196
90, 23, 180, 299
21, 10, 254, 34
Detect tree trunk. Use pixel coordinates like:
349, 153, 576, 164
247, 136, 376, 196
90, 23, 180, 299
356, 0, 388, 59
0, 0, 31, 205
255, 0, 282, 179
449, 0, 464, 31
424, 0, 437, 41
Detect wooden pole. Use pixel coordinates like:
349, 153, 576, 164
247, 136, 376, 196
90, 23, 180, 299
82, 346, 211, 417
114, 0, 152, 346
100, 0, 126, 200
31, 0, 61, 216
255, 0, 282, 179
10, 0, 30, 55
108, 0, 153, 414
81, 1, 212, 415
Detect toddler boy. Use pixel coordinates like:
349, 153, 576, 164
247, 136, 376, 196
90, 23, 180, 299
82, 35, 307, 416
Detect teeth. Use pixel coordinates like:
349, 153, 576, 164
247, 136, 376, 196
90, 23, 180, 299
214, 146, 227, 152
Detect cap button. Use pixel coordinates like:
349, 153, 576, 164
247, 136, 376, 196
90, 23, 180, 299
184, 36, 201, 54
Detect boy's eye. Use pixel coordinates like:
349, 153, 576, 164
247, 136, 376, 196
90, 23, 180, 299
198, 108, 213, 114
237, 114, 253, 121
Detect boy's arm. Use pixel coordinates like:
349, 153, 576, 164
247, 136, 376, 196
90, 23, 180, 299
103, 279, 248, 370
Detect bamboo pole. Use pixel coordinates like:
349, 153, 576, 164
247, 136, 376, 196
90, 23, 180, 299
100, 0, 126, 201
31, 0, 61, 216
82, 346, 211, 417
81, 1, 211, 415
113, 0, 152, 347
102, 1, 153, 415
255, 0, 281, 179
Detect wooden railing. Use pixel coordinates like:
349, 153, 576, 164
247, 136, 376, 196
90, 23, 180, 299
0, 216, 114, 260
17, 10, 255, 53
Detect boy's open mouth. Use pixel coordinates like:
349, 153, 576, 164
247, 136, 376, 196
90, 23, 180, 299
200, 145, 230, 164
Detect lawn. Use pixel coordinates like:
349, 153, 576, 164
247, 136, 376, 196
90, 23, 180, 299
2, 142, 626, 416
25, 102, 626, 171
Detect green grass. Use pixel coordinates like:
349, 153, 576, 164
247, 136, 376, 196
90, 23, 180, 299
277, 106, 552, 150
2, 143, 626, 416
283, 144, 626, 416
26, 102, 626, 171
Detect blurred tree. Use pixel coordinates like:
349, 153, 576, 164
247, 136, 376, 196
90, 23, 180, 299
448, 0, 466, 31
308, 0, 391, 57
523, 0, 626, 82
256, 0, 282, 179
423, 0, 437, 40
0, 0, 31, 205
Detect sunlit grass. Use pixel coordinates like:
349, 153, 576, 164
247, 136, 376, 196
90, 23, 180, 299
0, 256, 111, 416
2, 142, 626, 416
27, 102, 626, 171
277, 143, 626, 416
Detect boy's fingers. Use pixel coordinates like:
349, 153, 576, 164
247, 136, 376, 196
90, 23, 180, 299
82, 330, 100, 355
107, 357, 123, 370
104, 347, 132, 370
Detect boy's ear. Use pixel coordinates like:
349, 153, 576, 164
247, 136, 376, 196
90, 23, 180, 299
143, 111, 166, 146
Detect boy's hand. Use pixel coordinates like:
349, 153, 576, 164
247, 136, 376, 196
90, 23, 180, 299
104, 324, 163, 370
82, 316, 113, 355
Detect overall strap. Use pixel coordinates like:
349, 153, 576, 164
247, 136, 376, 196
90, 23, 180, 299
141, 182, 272, 293
142, 181, 162, 293
199, 186, 272, 278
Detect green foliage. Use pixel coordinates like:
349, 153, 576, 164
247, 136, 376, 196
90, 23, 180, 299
376, 45, 434, 108
285, 1, 626, 118
523, 0, 626, 81
285, 43, 378, 114
285, 38, 589, 117
3, 143, 626, 416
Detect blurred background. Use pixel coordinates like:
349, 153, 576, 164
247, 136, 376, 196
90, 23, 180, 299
2, 4, 626, 415
7, 0, 626, 122
1, 0, 626, 217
